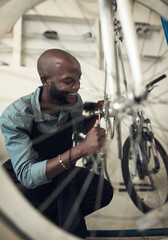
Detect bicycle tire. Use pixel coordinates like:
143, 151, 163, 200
135, 0, 168, 21
1, 1, 168, 240
122, 136, 168, 213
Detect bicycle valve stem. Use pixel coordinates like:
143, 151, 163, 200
98, 110, 101, 128
95, 110, 101, 127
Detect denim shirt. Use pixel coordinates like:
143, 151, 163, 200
0, 86, 85, 189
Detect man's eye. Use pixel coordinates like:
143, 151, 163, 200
65, 81, 73, 84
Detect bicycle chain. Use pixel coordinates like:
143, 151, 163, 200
103, 94, 115, 139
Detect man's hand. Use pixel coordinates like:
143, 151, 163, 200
80, 120, 106, 156
84, 100, 104, 132
95, 100, 104, 111
84, 100, 104, 112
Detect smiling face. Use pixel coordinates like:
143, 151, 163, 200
38, 49, 82, 105
48, 58, 81, 105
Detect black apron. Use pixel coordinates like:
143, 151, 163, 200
32, 114, 73, 160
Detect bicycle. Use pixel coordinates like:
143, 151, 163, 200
97, 0, 168, 218
74, 74, 168, 215
122, 74, 168, 214
1, 1, 168, 240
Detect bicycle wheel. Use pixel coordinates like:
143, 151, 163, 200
1, 1, 168, 239
122, 135, 168, 213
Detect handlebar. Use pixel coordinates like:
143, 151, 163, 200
146, 74, 167, 89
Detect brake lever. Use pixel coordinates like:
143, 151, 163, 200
146, 85, 158, 93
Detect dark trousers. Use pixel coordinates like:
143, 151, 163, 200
18, 166, 113, 238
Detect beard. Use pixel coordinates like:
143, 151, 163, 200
49, 81, 78, 106
49, 82, 69, 105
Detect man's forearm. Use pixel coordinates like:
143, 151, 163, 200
46, 120, 106, 180
46, 144, 85, 180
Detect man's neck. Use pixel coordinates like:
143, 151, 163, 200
40, 88, 60, 117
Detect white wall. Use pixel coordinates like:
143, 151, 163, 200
0, 0, 168, 163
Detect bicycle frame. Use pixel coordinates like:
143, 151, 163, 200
97, 0, 146, 161
98, 0, 143, 103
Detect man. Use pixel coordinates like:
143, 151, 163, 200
0, 49, 113, 238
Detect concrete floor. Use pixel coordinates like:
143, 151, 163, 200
85, 187, 168, 239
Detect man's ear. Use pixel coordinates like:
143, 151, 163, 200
41, 75, 49, 86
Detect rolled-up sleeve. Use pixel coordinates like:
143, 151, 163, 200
0, 113, 51, 189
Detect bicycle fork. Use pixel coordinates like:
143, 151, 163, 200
145, 119, 160, 174
131, 125, 160, 180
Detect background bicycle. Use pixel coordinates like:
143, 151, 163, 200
122, 74, 168, 214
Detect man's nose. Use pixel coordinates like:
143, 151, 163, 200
72, 80, 80, 90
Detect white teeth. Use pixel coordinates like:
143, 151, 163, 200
69, 92, 77, 96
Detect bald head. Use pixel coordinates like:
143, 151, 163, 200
37, 49, 80, 80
